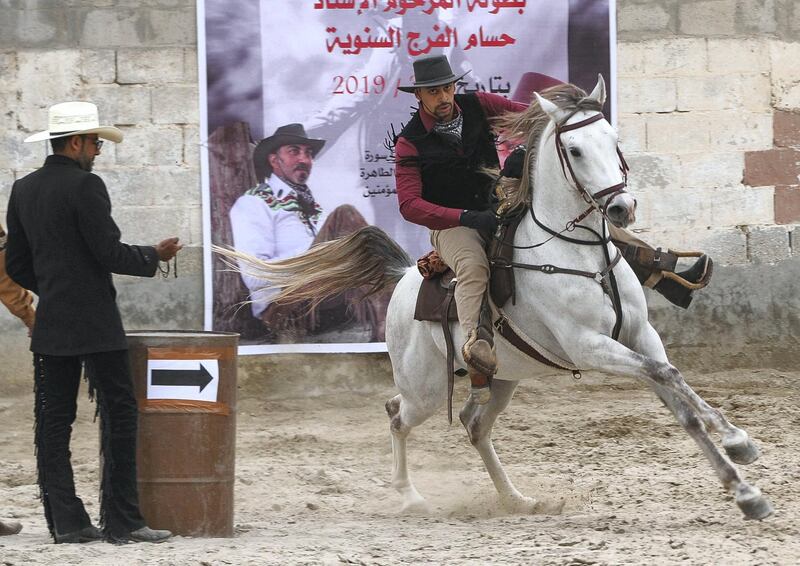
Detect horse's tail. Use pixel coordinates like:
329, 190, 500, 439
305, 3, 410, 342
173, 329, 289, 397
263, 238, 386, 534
213, 226, 413, 308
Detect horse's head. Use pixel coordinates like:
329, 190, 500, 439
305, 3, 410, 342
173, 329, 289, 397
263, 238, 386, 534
534, 76, 636, 229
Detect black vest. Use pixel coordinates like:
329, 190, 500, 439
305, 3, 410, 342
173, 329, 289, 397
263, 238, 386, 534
399, 94, 498, 211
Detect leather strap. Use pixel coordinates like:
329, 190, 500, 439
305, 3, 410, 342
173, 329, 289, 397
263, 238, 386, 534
442, 280, 457, 425
621, 244, 679, 273
509, 250, 622, 287
493, 316, 572, 371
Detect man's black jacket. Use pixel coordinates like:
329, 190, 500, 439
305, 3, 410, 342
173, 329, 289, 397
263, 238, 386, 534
5, 154, 159, 356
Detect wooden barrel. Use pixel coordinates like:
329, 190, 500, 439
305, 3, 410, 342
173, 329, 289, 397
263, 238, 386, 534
127, 331, 239, 537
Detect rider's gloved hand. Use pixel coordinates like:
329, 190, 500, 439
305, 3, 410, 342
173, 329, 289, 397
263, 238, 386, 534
500, 146, 526, 179
460, 209, 498, 232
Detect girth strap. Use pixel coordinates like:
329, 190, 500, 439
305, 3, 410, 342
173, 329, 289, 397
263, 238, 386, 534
493, 315, 573, 372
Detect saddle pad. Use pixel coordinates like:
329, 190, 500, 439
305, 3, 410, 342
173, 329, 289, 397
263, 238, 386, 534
414, 270, 459, 322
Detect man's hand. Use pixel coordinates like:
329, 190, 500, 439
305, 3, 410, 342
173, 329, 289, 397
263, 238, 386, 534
500, 146, 526, 179
460, 209, 498, 232
155, 237, 183, 261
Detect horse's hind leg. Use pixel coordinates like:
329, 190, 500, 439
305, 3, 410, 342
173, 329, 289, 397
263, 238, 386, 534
386, 394, 432, 513
633, 325, 760, 465
458, 379, 538, 513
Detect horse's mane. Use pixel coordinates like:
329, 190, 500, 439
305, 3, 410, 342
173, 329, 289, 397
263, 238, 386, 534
491, 83, 604, 212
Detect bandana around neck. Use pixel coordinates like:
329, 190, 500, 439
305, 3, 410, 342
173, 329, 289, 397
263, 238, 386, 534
245, 179, 322, 234
432, 112, 463, 145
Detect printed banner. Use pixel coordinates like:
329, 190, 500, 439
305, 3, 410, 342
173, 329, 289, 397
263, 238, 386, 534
199, 0, 616, 354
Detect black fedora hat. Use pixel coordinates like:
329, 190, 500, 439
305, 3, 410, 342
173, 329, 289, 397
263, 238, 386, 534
253, 124, 326, 182
398, 55, 470, 93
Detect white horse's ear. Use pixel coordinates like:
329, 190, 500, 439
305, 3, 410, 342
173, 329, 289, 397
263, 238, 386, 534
587, 74, 606, 107
534, 92, 570, 125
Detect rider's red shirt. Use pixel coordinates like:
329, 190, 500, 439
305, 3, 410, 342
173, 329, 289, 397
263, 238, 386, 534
394, 92, 525, 230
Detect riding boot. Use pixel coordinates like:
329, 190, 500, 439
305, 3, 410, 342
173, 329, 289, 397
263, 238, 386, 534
617, 242, 713, 309
462, 295, 496, 404
653, 254, 713, 309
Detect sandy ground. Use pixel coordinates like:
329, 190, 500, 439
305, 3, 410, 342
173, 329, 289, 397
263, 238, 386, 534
1, 367, 799, 565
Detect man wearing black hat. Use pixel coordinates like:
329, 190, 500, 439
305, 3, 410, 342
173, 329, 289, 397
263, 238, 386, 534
393, 55, 526, 403
393, 56, 712, 404
230, 124, 387, 340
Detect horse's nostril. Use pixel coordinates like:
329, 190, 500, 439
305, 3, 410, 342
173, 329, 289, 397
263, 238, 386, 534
608, 205, 625, 218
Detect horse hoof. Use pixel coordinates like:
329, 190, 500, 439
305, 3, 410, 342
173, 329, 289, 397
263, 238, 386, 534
736, 486, 774, 521
501, 495, 538, 515
401, 498, 431, 515
723, 433, 760, 465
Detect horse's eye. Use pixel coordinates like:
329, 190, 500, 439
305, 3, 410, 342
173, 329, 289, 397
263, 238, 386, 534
569, 147, 582, 157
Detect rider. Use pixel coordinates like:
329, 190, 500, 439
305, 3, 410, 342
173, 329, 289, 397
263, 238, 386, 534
393, 55, 711, 403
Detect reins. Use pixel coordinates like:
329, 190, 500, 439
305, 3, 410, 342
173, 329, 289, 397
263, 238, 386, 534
491, 108, 629, 341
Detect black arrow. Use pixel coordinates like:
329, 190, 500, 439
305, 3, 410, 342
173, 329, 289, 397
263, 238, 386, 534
152, 364, 214, 392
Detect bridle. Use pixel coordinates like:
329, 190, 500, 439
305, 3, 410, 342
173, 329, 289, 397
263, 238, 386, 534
493, 108, 631, 342
554, 110, 630, 222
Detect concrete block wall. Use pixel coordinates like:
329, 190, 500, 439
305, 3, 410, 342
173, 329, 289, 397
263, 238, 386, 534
2, 1, 800, 392
617, 0, 800, 368
618, 2, 800, 267
0, 1, 202, 392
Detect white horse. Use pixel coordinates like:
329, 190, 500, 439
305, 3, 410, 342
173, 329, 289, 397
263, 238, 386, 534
216, 76, 773, 520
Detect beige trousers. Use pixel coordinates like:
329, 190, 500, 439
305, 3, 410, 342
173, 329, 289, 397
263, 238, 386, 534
430, 227, 489, 335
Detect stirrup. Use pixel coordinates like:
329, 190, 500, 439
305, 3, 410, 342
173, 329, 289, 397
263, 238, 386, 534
462, 331, 497, 376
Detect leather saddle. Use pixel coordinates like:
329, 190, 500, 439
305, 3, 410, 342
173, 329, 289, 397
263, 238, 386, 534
414, 209, 526, 322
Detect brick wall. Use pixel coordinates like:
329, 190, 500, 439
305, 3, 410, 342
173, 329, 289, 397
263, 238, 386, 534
615, 0, 800, 369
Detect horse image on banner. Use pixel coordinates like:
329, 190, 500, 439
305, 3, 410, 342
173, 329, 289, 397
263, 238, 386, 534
214, 76, 774, 520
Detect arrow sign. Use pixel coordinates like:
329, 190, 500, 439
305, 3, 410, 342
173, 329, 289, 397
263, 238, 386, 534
151, 365, 213, 392
147, 359, 220, 402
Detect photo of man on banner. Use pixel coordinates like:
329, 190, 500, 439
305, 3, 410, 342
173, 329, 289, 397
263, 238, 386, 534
201, 0, 616, 352
229, 123, 390, 343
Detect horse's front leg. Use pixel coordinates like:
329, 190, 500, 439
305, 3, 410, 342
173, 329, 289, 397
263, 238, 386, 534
565, 333, 773, 520
632, 323, 761, 465
459, 379, 540, 513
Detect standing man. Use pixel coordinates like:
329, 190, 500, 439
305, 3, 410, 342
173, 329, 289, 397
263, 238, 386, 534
0, 221, 34, 537
5, 101, 180, 544
393, 56, 712, 403
230, 123, 389, 341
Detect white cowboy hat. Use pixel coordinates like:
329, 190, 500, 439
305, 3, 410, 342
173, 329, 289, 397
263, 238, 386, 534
24, 101, 123, 143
